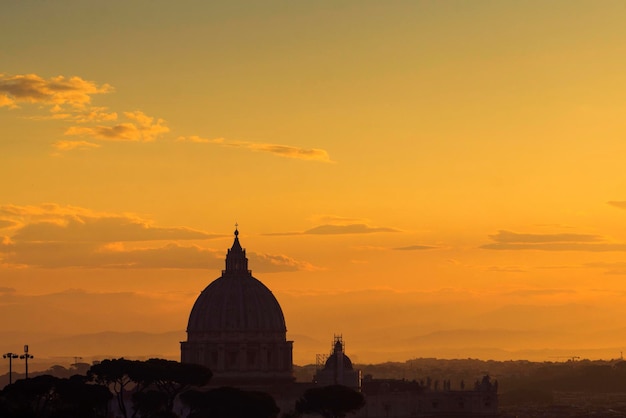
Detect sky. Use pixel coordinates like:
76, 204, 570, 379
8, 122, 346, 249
2, 0, 626, 366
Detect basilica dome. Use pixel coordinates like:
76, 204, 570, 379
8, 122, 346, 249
186, 233, 287, 335
181, 228, 293, 383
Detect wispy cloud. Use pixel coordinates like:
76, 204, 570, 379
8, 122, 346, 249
488, 230, 602, 244
0, 219, 17, 229
304, 224, 398, 234
485, 265, 528, 273
0, 73, 112, 109
482, 230, 626, 251
503, 288, 576, 297
393, 245, 438, 251
310, 215, 368, 224
52, 140, 100, 151
177, 135, 332, 163
1, 73, 329, 160
176, 135, 223, 144
265, 223, 400, 236
352, 245, 388, 251
248, 253, 321, 273
8, 206, 217, 243
0, 203, 315, 270
585, 261, 626, 275
65, 111, 169, 142
608, 201, 626, 210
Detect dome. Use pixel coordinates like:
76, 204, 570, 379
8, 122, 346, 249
324, 339, 354, 370
186, 229, 287, 337
187, 274, 286, 334
181, 229, 294, 381
324, 353, 354, 370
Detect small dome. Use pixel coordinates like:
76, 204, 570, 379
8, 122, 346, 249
324, 352, 354, 370
323, 339, 354, 370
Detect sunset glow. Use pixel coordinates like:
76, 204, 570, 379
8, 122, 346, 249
2, 1, 626, 366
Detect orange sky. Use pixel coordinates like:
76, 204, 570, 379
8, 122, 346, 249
2, 1, 626, 366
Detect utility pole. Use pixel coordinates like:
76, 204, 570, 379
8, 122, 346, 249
3, 352, 19, 384
19, 345, 34, 379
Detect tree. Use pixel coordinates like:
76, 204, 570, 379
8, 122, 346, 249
295, 385, 365, 418
0, 374, 111, 418
88, 358, 138, 418
131, 390, 178, 418
131, 359, 212, 414
0, 374, 58, 418
50, 375, 112, 418
180, 386, 279, 418
88, 358, 212, 418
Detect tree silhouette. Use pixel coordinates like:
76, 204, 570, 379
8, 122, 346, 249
0, 374, 111, 418
132, 390, 178, 418
180, 386, 279, 418
88, 358, 212, 418
295, 385, 365, 418
131, 358, 212, 413
88, 358, 138, 418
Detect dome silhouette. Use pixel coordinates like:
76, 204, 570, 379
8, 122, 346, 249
187, 272, 287, 335
181, 228, 293, 383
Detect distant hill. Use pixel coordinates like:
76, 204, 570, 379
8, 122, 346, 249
1, 325, 623, 371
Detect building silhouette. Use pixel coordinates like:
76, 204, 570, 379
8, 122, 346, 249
181, 228, 498, 417
314, 335, 361, 390
181, 228, 293, 384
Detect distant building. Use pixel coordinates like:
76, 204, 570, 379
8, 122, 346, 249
361, 374, 498, 417
314, 335, 361, 390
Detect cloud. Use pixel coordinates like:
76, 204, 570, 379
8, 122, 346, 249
2, 239, 316, 271
0, 74, 167, 147
248, 253, 320, 273
0, 219, 17, 229
0, 94, 14, 108
28, 107, 118, 123
177, 136, 333, 162
504, 288, 576, 297
485, 266, 527, 273
176, 135, 223, 144
309, 215, 368, 224
64, 111, 169, 142
52, 140, 100, 151
393, 245, 438, 251
72, 107, 118, 123
0, 204, 314, 270
352, 245, 388, 251
488, 230, 602, 244
304, 224, 399, 234
0, 73, 327, 160
264, 223, 400, 236
482, 230, 626, 251
12, 217, 216, 244
240, 142, 332, 162
0, 73, 111, 109
585, 262, 626, 275
608, 201, 626, 210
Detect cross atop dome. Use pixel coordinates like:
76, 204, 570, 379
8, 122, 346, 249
225, 224, 247, 274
